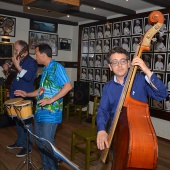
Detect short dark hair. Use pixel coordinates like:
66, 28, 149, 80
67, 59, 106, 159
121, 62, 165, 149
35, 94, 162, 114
16, 40, 29, 53
35, 44, 52, 58
107, 46, 129, 63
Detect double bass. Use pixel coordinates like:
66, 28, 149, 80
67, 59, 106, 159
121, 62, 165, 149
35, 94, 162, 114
99, 11, 164, 170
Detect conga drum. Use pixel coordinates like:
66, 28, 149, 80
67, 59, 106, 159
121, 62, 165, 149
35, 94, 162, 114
4, 98, 23, 117
14, 100, 33, 120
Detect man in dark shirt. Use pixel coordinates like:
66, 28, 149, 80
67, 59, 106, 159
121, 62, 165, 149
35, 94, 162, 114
6, 40, 38, 157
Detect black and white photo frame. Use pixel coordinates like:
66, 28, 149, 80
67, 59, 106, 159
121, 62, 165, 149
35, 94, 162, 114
101, 69, 110, 83
154, 33, 168, 52
82, 41, 89, 53
104, 23, 112, 38
141, 53, 153, 70
112, 38, 120, 48
132, 18, 143, 35
113, 22, 121, 37
89, 26, 96, 39
94, 68, 101, 82
89, 40, 95, 53
88, 54, 95, 67
166, 53, 170, 71
95, 39, 103, 53
131, 36, 141, 52
166, 73, 170, 91
103, 54, 109, 67
95, 54, 102, 67
80, 67, 87, 80
153, 53, 166, 71
82, 27, 89, 40
81, 54, 88, 67
121, 37, 131, 52
122, 20, 132, 36
94, 82, 101, 97
97, 25, 104, 39
87, 68, 94, 81
103, 39, 111, 53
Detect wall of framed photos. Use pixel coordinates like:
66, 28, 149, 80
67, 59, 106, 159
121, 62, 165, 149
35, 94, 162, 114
78, 8, 170, 121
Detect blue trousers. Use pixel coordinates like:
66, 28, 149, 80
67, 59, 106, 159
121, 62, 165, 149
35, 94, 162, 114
15, 118, 33, 150
34, 121, 58, 170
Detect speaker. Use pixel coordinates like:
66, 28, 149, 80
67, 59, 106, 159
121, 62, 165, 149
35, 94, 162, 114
73, 81, 89, 105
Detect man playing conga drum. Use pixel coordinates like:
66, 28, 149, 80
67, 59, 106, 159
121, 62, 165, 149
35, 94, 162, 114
6, 40, 38, 157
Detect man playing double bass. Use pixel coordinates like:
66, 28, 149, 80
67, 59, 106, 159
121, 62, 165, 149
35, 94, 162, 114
96, 47, 168, 168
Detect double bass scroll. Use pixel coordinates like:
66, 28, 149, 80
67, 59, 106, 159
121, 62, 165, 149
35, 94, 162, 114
99, 11, 164, 170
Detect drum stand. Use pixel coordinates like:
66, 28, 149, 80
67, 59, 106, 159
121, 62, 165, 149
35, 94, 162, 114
15, 122, 39, 170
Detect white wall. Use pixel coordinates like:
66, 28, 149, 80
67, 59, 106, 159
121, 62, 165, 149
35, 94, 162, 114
0, 15, 78, 86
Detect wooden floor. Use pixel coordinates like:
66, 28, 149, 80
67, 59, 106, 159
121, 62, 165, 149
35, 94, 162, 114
0, 113, 170, 170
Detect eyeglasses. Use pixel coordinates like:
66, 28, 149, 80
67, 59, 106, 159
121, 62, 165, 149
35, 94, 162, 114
110, 58, 128, 67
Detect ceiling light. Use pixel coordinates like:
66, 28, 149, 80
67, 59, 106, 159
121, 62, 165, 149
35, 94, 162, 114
93, 7, 96, 10
67, 15, 70, 17
126, 0, 128, 1
27, 7, 30, 9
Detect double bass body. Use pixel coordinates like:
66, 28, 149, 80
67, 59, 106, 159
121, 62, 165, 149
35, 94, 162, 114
112, 97, 158, 170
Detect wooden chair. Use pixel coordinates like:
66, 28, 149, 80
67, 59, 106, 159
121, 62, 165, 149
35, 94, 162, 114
71, 96, 100, 170
66, 81, 90, 123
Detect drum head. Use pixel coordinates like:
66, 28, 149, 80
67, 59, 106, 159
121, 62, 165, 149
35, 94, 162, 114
4, 98, 23, 105
14, 100, 31, 107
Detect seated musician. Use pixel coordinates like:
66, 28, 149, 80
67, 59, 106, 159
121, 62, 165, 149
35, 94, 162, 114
96, 47, 168, 167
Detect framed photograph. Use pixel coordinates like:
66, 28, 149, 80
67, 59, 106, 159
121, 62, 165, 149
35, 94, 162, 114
112, 38, 120, 48
121, 37, 131, 52
168, 33, 170, 51
103, 39, 111, 53
104, 23, 112, 38
122, 20, 132, 36
113, 22, 121, 37
89, 40, 95, 53
102, 69, 109, 82
131, 36, 140, 52
89, 26, 96, 39
28, 31, 58, 55
144, 17, 152, 33
160, 14, 169, 32
151, 99, 163, 110
166, 53, 170, 71
141, 53, 153, 70
166, 73, 170, 91
0, 43, 14, 58
132, 18, 143, 35
97, 25, 104, 39
95, 39, 103, 53
94, 82, 101, 97
30, 20, 58, 33
88, 81, 94, 95
88, 54, 94, 67
59, 38, 71, 51
103, 54, 109, 68
154, 33, 168, 52
153, 53, 166, 71
80, 67, 87, 80
87, 68, 94, 81
82, 41, 88, 53
81, 54, 88, 67
95, 54, 102, 67
154, 72, 165, 83
82, 27, 89, 40
0, 15, 16, 37
94, 68, 101, 81
164, 95, 170, 111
